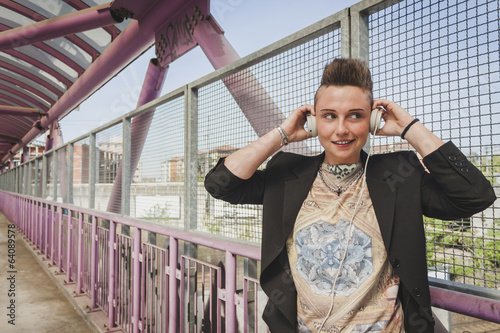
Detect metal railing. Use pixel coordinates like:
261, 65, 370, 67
2, 190, 499, 332
0, 191, 265, 332
0, 0, 499, 331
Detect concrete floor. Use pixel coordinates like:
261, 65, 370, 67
0, 212, 93, 333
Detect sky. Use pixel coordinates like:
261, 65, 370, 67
59, 0, 360, 142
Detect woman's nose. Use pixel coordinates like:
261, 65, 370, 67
335, 119, 349, 135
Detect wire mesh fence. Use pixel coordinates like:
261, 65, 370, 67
72, 136, 91, 208
131, 97, 185, 228
198, 26, 342, 241
369, 0, 499, 289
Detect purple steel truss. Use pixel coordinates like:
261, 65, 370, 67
106, 58, 168, 214
0, 3, 122, 52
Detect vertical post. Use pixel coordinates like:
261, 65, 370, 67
184, 85, 198, 232
77, 212, 83, 293
132, 227, 141, 333
41, 155, 47, 199
122, 118, 131, 216
34, 158, 39, 197
349, 6, 369, 64
68, 143, 74, 204
27, 161, 32, 196
243, 256, 258, 328
340, 8, 351, 58
67, 209, 73, 282
11, 167, 14, 192
108, 221, 116, 329
33, 200, 36, 246
89, 133, 96, 209
23, 164, 28, 195
44, 202, 49, 256
53, 150, 58, 201
184, 86, 199, 332
349, 4, 370, 153
225, 251, 237, 332
90, 215, 98, 309
14, 167, 18, 193
30, 199, 34, 244
58, 208, 63, 272
50, 205, 55, 266
38, 201, 43, 249
168, 237, 178, 333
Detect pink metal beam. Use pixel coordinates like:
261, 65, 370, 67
430, 286, 500, 324
0, 23, 85, 76
0, 105, 42, 116
193, 18, 310, 151
106, 58, 168, 214
64, 0, 122, 38
0, 3, 123, 52
0, 0, 186, 164
0, 10, 98, 62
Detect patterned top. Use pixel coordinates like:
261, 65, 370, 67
286, 163, 404, 332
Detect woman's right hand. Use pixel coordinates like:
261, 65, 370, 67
280, 104, 315, 143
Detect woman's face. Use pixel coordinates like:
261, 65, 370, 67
315, 85, 371, 165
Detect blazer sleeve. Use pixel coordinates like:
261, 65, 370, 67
421, 141, 496, 219
204, 152, 283, 205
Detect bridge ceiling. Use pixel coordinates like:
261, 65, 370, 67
0, 0, 141, 161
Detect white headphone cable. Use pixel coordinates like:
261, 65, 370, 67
317, 129, 376, 332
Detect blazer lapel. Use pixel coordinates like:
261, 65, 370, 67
365, 151, 398, 253
282, 153, 324, 240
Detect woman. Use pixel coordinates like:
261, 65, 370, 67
204, 59, 496, 332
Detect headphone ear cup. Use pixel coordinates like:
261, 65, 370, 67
306, 113, 318, 137
370, 108, 383, 134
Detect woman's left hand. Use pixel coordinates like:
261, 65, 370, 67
372, 99, 415, 137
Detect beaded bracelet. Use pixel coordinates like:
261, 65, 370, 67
401, 118, 419, 140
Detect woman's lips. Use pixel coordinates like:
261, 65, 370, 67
332, 139, 355, 146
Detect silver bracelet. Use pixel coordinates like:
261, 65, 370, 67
275, 125, 289, 146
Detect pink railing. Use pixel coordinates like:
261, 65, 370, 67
3, 190, 500, 331
0, 191, 268, 333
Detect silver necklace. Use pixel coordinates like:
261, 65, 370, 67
318, 167, 363, 196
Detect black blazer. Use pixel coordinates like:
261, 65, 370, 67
205, 141, 496, 332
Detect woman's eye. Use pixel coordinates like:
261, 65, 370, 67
349, 113, 362, 119
324, 113, 336, 119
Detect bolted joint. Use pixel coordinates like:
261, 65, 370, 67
33, 120, 43, 131
110, 7, 133, 21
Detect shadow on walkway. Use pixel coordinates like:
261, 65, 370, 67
0, 212, 93, 333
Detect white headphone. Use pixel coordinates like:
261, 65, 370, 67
306, 107, 384, 137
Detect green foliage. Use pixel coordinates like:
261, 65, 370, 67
472, 154, 500, 186
205, 217, 223, 234
425, 217, 500, 288
203, 216, 259, 242
143, 202, 170, 223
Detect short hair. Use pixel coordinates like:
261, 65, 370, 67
314, 58, 373, 105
